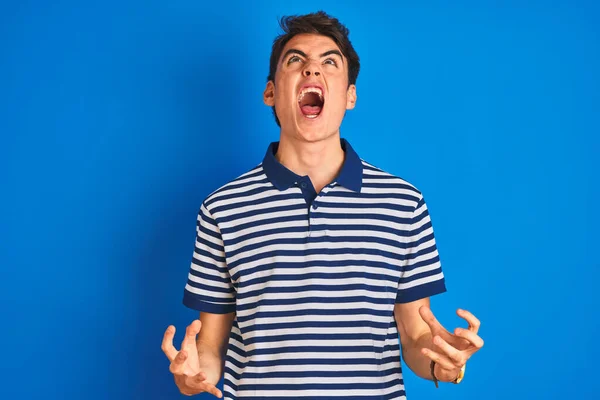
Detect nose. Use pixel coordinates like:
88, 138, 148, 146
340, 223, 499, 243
303, 68, 320, 77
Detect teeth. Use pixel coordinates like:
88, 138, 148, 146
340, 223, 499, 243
298, 87, 323, 102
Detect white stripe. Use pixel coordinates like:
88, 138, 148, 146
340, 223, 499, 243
245, 349, 400, 362
234, 383, 405, 397
232, 372, 402, 385
310, 216, 409, 231
238, 289, 396, 307
242, 360, 401, 373
184, 283, 232, 301
210, 187, 291, 213
219, 207, 306, 230
246, 338, 389, 351
222, 219, 308, 242
399, 271, 444, 290
242, 265, 399, 284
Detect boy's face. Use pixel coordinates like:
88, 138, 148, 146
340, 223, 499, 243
264, 33, 357, 143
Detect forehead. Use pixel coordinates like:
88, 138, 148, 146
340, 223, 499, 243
281, 33, 343, 58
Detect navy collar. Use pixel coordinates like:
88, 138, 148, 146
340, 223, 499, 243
262, 138, 363, 192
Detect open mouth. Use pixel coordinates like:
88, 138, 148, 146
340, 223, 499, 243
298, 86, 324, 119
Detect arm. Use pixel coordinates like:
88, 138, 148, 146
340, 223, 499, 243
162, 312, 235, 398
197, 311, 236, 381
394, 298, 484, 385
394, 297, 442, 381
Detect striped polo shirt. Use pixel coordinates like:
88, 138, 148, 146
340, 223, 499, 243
183, 138, 446, 400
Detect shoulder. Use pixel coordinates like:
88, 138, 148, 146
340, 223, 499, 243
360, 159, 424, 207
201, 162, 267, 213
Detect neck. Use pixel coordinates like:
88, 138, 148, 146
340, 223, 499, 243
275, 133, 345, 193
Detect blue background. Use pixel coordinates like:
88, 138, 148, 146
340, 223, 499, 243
2, 1, 598, 399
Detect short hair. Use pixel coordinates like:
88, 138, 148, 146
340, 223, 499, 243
267, 11, 361, 127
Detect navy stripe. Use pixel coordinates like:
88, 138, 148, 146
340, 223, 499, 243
237, 283, 396, 301
245, 355, 402, 368
311, 211, 412, 225
245, 345, 397, 357
243, 332, 397, 346
237, 295, 394, 312
192, 246, 226, 264
318, 201, 414, 212
240, 366, 403, 379
182, 292, 235, 314
230, 393, 406, 400
237, 307, 392, 324
188, 268, 231, 284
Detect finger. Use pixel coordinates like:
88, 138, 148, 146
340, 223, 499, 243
419, 306, 452, 339
169, 350, 188, 375
421, 347, 455, 371
181, 320, 202, 348
457, 309, 481, 333
186, 374, 223, 398
455, 327, 484, 351
433, 335, 468, 367
161, 325, 178, 362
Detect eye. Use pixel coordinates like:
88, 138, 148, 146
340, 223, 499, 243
288, 55, 302, 64
324, 58, 338, 66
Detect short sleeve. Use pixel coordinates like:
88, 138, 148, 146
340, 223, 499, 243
182, 202, 236, 314
395, 196, 447, 303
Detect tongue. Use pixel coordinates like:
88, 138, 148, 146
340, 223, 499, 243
301, 105, 322, 115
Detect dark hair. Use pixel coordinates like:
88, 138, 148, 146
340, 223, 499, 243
267, 11, 361, 127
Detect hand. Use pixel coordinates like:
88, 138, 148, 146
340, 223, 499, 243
419, 306, 484, 382
161, 320, 223, 398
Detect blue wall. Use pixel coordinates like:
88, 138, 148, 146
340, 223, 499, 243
2, 1, 598, 398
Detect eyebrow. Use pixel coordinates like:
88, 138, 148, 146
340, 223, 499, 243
282, 48, 344, 63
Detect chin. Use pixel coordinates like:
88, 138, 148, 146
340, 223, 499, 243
294, 124, 339, 144
294, 113, 342, 142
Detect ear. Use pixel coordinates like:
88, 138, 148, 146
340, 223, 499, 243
263, 81, 275, 106
346, 84, 357, 110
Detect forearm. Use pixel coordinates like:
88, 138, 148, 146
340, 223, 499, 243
401, 331, 436, 381
195, 311, 235, 382
197, 339, 225, 382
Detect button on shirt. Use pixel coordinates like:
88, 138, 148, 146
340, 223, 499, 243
183, 138, 446, 400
